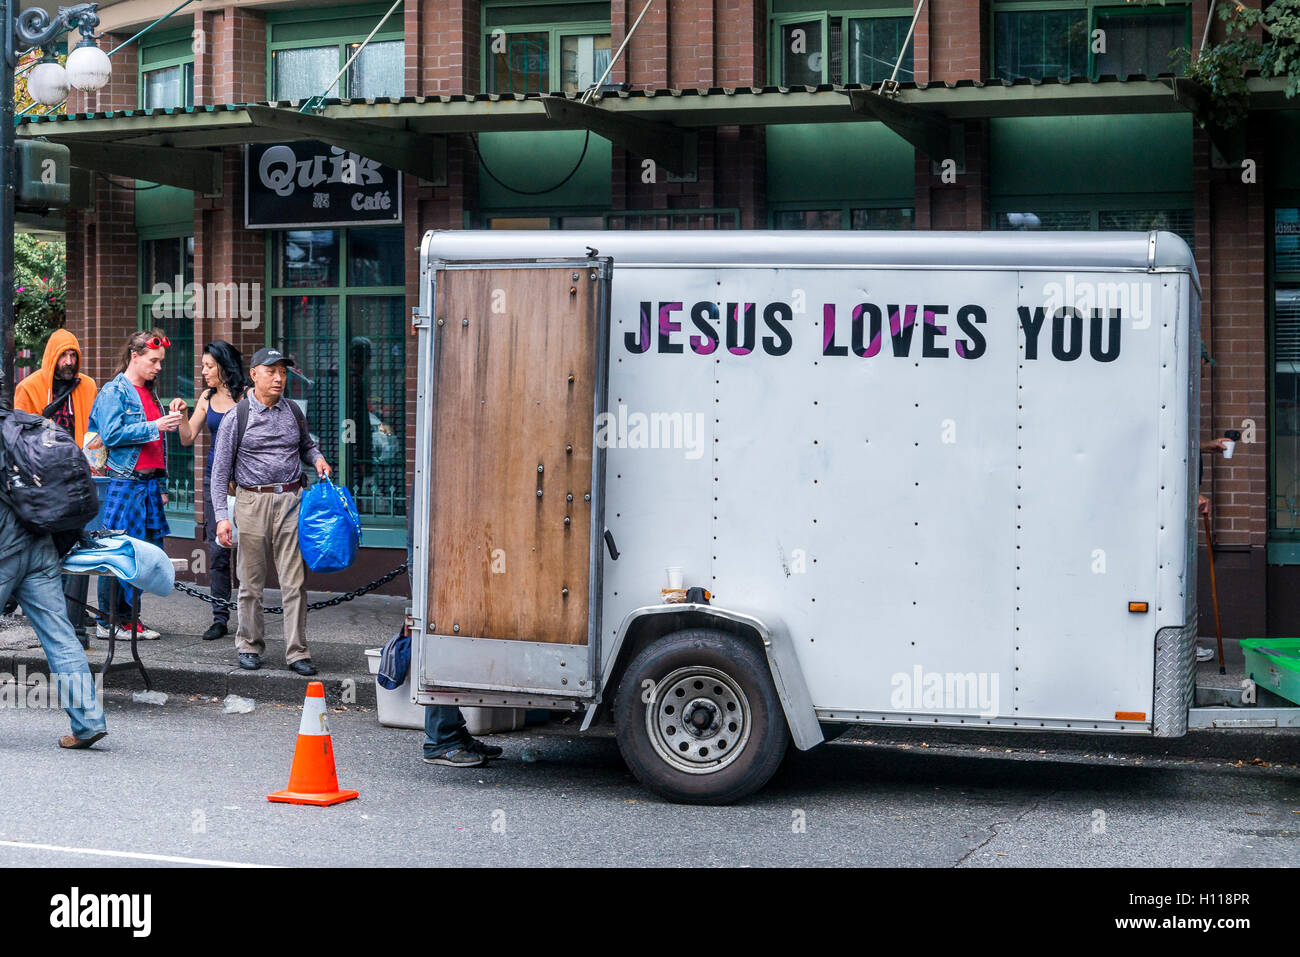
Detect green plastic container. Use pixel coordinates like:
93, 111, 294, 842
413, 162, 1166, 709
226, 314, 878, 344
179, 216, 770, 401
1241, 638, 1300, 706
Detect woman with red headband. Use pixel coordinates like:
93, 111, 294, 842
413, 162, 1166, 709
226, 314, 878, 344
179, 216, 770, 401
86, 329, 186, 640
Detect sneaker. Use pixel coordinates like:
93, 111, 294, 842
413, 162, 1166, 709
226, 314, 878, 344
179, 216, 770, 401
1195, 644, 1215, 663
462, 737, 504, 759
96, 622, 160, 641
423, 748, 486, 768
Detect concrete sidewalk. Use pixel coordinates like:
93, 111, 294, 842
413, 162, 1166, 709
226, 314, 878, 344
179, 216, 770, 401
0, 585, 405, 706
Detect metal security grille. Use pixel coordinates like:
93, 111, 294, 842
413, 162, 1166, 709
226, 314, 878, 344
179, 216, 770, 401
345, 296, 406, 518
269, 227, 406, 526
605, 209, 740, 230
274, 295, 341, 468
1093, 10, 1187, 78
995, 9, 1088, 82
1099, 208, 1195, 248
1273, 285, 1300, 534
139, 236, 195, 519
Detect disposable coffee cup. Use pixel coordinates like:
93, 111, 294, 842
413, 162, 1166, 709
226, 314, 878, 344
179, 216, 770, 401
666, 566, 684, 589
1222, 440, 1235, 459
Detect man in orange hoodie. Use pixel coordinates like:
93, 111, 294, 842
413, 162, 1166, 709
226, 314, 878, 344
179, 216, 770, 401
15, 328, 97, 445
15, 329, 99, 644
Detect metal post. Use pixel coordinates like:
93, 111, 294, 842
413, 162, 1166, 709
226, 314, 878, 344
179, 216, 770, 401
3, 3, 104, 408
1, 0, 17, 411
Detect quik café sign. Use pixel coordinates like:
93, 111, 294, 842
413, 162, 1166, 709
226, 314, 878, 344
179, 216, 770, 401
244, 140, 402, 229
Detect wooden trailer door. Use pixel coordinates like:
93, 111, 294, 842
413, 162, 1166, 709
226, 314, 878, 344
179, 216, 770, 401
419, 259, 610, 696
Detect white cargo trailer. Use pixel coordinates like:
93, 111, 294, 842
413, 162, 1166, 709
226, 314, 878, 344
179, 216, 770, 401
409, 229, 1292, 805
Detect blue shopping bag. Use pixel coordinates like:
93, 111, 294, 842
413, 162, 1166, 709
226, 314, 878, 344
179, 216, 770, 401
298, 476, 361, 573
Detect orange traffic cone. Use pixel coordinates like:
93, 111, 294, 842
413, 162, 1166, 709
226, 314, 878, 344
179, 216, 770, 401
267, 681, 359, 807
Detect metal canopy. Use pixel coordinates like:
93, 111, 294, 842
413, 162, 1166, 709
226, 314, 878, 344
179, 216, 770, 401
15, 76, 1296, 188
243, 105, 448, 185
540, 95, 696, 177
848, 89, 964, 163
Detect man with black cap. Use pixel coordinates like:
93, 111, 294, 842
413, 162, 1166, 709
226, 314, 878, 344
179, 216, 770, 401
210, 347, 331, 676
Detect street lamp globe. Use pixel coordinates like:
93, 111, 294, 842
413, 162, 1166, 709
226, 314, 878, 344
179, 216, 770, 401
26, 60, 69, 105
65, 41, 110, 92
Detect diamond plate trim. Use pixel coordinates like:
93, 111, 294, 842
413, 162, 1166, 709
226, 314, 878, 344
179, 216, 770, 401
1152, 613, 1196, 736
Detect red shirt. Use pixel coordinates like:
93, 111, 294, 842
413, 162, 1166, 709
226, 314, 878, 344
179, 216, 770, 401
134, 384, 165, 471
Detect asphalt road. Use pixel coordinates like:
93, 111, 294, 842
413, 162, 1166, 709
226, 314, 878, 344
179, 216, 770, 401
0, 691, 1295, 868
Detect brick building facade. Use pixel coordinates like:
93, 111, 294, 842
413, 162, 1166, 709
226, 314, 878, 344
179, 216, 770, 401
20, 0, 1299, 635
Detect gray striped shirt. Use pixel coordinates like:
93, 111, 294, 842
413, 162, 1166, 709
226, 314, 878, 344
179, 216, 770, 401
210, 392, 323, 522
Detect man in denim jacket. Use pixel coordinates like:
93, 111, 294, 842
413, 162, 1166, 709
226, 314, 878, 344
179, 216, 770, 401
87, 330, 185, 640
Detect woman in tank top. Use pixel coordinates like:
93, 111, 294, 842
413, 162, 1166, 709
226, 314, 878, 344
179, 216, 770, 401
178, 341, 249, 641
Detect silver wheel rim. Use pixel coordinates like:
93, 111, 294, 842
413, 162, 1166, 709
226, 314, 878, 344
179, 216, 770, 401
645, 666, 751, 775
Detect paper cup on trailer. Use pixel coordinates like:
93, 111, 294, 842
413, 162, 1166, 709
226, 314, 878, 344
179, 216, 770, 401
666, 566, 684, 589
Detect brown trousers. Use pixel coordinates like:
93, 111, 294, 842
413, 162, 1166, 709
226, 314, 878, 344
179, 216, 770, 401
233, 486, 309, 663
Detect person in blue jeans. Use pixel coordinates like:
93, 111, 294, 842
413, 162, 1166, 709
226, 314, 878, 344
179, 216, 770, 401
0, 503, 106, 747
405, 482, 501, 767
87, 331, 185, 640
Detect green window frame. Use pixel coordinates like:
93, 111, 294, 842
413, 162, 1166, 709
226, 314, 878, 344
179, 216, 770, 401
768, 202, 915, 229
266, 3, 405, 101
138, 27, 195, 110
264, 226, 407, 546
991, 0, 1191, 82
467, 209, 741, 229
138, 231, 196, 532
768, 6, 916, 87
481, 18, 612, 94
1269, 199, 1300, 560
989, 195, 1194, 247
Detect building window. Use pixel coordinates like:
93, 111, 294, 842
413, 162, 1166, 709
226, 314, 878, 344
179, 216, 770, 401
142, 63, 194, 109
268, 6, 404, 101
994, 2, 1190, 82
482, 1, 610, 94
771, 9, 915, 86
1093, 7, 1189, 78
1273, 207, 1300, 541
485, 27, 610, 94
773, 206, 914, 229
139, 235, 196, 518
268, 227, 406, 528
473, 209, 741, 229
138, 28, 195, 109
992, 206, 1193, 247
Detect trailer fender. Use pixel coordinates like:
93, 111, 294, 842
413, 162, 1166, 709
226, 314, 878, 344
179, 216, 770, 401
590, 604, 824, 751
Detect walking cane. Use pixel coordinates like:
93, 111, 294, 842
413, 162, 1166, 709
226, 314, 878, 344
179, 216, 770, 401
1201, 510, 1227, 675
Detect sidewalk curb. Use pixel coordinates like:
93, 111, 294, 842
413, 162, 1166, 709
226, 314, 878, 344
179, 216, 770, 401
1, 650, 377, 708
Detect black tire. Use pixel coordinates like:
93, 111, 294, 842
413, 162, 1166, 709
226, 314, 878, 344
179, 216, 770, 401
613, 628, 790, 805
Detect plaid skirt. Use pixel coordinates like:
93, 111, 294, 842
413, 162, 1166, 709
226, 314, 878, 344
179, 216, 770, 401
101, 477, 170, 542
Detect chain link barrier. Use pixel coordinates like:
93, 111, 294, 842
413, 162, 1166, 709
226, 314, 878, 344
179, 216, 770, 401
172, 562, 408, 615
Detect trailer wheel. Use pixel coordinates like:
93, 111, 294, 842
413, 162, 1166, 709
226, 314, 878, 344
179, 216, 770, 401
614, 628, 790, 805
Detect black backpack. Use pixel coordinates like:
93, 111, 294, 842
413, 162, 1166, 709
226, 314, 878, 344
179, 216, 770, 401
0, 409, 100, 536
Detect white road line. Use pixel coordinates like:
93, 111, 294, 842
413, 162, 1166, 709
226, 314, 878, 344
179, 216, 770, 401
0, 840, 275, 868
